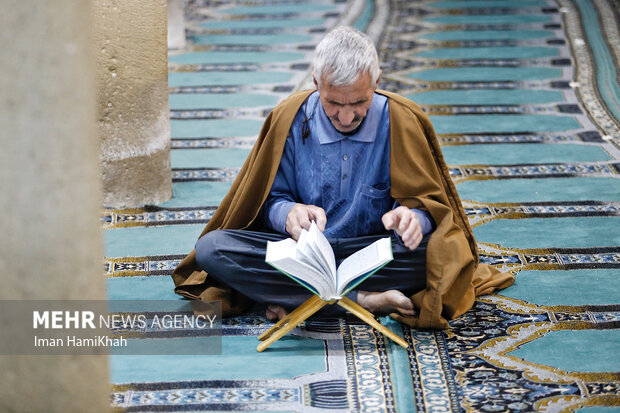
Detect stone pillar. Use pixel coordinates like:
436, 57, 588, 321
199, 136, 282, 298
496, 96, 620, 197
0, 1, 110, 412
94, 0, 172, 208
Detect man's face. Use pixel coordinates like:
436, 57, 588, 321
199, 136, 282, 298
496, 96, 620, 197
315, 71, 380, 133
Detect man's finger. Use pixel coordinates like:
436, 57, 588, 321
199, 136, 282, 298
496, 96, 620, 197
298, 213, 312, 231
404, 225, 422, 249
382, 210, 398, 230
404, 232, 422, 250
286, 204, 327, 238
398, 210, 412, 234
286, 204, 306, 238
310, 206, 327, 232
401, 215, 420, 241
290, 226, 301, 240
401, 225, 415, 242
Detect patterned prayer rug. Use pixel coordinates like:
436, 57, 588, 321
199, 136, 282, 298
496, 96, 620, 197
105, 0, 620, 411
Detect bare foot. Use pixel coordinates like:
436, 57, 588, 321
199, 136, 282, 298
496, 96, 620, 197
266, 304, 288, 321
357, 290, 416, 317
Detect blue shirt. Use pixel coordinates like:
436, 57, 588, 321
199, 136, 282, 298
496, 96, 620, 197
260, 91, 433, 238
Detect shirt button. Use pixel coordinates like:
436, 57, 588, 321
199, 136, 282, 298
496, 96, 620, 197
343, 155, 348, 161
342, 174, 348, 180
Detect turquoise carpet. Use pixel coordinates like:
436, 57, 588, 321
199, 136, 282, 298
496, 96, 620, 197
104, 0, 620, 411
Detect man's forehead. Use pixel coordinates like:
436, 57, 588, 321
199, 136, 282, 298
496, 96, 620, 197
319, 83, 374, 103
323, 94, 370, 105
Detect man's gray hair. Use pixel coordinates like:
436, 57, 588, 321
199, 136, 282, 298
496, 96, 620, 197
313, 26, 380, 87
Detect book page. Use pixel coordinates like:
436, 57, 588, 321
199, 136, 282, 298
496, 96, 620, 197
336, 237, 393, 296
307, 222, 337, 279
265, 238, 334, 299
296, 223, 336, 285
296, 229, 327, 276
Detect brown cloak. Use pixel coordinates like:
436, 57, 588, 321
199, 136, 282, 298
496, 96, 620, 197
171, 89, 514, 329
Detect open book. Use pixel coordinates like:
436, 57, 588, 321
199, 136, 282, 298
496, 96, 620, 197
265, 222, 393, 301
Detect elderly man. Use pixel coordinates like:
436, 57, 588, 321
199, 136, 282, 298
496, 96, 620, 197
172, 27, 513, 328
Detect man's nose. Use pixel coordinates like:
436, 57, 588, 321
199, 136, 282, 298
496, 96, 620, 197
338, 108, 355, 126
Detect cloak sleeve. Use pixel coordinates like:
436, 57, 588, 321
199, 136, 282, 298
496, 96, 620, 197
170, 91, 313, 315
382, 90, 514, 329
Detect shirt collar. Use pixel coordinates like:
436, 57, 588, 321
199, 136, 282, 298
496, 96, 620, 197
314, 92, 384, 145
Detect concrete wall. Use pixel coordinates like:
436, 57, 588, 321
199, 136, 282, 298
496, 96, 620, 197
94, 0, 172, 208
0, 1, 110, 412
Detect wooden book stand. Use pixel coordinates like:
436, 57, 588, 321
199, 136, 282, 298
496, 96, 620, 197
257, 295, 408, 352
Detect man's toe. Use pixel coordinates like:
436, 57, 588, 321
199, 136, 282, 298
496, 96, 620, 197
266, 305, 288, 321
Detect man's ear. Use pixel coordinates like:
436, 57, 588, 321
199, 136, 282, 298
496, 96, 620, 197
374, 70, 382, 89
312, 73, 319, 90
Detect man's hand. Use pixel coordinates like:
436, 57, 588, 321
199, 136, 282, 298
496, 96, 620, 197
286, 203, 327, 240
382, 206, 423, 250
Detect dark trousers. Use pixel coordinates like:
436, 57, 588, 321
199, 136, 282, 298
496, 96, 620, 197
195, 229, 428, 316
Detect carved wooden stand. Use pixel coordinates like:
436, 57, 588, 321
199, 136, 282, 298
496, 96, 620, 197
257, 295, 408, 352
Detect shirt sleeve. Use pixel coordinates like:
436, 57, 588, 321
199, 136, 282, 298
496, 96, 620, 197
259, 134, 299, 234
412, 209, 433, 235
